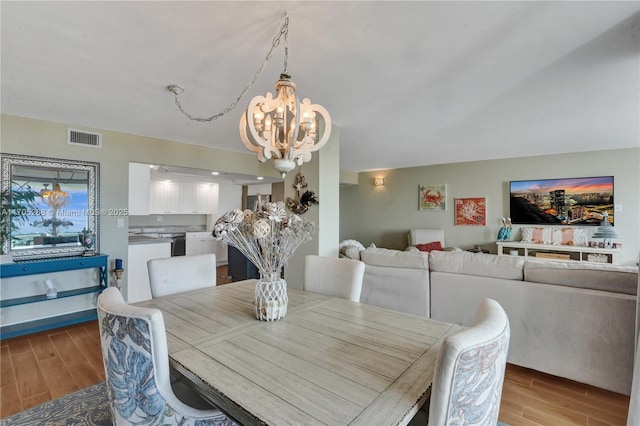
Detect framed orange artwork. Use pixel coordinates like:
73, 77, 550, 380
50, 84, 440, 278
455, 197, 486, 226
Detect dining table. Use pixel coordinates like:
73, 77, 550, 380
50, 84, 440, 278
135, 280, 463, 426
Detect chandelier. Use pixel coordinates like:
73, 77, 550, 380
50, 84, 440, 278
40, 181, 71, 209
168, 15, 331, 178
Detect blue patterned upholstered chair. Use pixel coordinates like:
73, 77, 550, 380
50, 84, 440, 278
303, 255, 365, 302
147, 253, 217, 298
428, 298, 510, 425
97, 287, 235, 425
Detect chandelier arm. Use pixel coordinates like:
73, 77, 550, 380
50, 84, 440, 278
306, 103, 332, 153
239, 113, 275, 163
169, 15, 290, 122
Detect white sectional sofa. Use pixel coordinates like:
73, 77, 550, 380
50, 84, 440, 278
359, 247, 430, 317
350, 247, 638, 395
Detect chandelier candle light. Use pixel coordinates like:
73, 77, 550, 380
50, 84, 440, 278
168, 15, 331, 178
213, 201, 315, 321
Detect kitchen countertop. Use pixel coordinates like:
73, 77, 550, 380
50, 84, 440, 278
128, 225, 209, 245
128, 236, 173, 245
129, 225, 207, 234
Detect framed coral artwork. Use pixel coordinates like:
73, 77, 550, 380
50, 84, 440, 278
419, 184, 447, 211
455, 197, 486, 226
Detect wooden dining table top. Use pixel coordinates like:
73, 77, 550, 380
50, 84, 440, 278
135, 280, 463, 426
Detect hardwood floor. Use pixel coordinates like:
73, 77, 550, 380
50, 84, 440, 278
499, 364, 630, 426
0, 265, 631, 424
1, 321, 104, 418
1, 324, 631, 424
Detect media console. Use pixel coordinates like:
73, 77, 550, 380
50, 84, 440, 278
496, 242, 620, 264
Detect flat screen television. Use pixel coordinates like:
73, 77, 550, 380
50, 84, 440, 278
509, 176, 614, 226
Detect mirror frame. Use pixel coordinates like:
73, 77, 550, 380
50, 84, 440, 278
0, 153, 100, 260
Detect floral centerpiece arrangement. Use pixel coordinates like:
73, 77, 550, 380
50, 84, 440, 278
213, 201, 316, 321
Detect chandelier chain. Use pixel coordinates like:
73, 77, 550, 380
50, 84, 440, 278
171, 15, 290, 123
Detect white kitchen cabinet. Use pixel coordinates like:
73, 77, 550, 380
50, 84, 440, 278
179, 182, 215, 214
247, 183, 272, 196
195, 183, 215, 213
150, 180, 180, 214
178, 182, 196, 213
127, 241, 171, 303
186, 231, 217, 256
128, 163, 151, 215
216, 241, 228, 265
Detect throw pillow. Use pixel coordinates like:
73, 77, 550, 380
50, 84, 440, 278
339, 239, 365, 252
416, 241, 443, 252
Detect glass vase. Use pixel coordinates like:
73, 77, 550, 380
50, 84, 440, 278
254, 272, 288, 321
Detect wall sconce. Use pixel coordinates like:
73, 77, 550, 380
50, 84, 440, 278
373, 177, 385, 187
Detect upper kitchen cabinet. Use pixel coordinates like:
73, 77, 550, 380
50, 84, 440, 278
128, 163, 254, 217
247, 183, 272, 196
150, 180, 180, 214
128, 163, 151, 215
179, 182, 217, 214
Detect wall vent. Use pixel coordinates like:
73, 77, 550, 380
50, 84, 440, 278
67, 129, 102, 148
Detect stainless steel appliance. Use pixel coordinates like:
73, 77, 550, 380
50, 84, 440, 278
158, 232, 186, 256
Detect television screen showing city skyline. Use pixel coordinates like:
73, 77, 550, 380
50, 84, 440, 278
509, 176, 614, 226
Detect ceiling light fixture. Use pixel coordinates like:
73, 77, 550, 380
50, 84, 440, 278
167, 14, 331, 179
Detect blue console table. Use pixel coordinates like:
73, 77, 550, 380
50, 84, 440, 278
0, 254, 108, 339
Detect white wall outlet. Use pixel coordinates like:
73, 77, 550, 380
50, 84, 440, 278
117, 218, 124, 228
156, 215, 163, 222
615, 204, 622, 212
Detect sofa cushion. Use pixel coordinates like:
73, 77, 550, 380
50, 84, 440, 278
429, 251, 524, 280
524, 261, 638, 295
360, 247, 429, 270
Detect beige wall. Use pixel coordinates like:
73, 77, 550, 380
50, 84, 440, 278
1, 114, 341, 289
1, 114, 281, 285
340, 148, 640, 266
284, 126, 341, 288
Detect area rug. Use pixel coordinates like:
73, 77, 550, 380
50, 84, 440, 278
2, 381, 511, 426
1, 382, 111, 426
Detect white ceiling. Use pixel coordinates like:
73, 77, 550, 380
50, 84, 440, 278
2, 1, 639, 173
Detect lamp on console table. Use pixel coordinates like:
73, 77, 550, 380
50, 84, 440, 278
591, 212, 618, 248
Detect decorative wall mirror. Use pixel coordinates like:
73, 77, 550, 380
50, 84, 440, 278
0, 153, 100, 260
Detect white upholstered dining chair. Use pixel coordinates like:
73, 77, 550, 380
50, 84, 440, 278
428, 298, 510, 425
303, 255, 365, 302
147, 253, 217, 298
97, 287, 235, 425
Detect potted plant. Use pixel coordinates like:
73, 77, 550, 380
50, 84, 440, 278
1, 184, 39, 263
